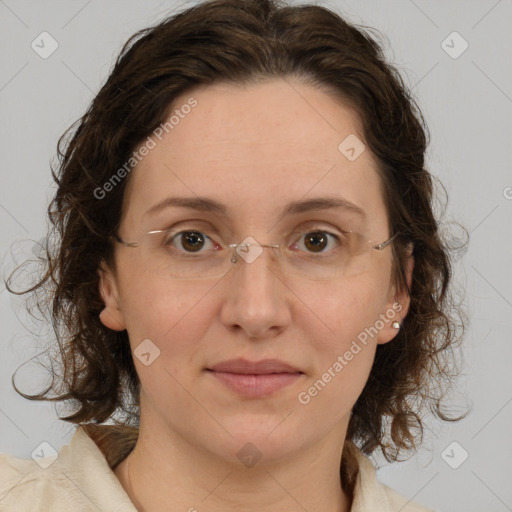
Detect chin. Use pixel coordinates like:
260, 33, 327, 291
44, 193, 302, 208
207, 415, 304, 463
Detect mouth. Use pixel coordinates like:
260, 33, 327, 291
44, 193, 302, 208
207, 358, 303, 375
206, 358, 304, 398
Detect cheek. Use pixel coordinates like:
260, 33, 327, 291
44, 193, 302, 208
300, 272, 390, 389
307, 272, 389, 343
121, 280, 217, 413
118, 271, 216, 358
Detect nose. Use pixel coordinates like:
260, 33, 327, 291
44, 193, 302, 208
219, 242, 292, 339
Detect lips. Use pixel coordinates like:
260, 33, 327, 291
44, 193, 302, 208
207, 358, 303, 375
206, 358, 303, 398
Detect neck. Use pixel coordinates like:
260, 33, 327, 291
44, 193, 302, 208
126, 454, 147, 512
115, 420, 354, 512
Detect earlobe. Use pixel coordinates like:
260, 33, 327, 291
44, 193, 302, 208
98, 263, 126, 332
377, 249, 414, 345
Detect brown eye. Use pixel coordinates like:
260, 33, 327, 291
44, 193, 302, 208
303, 232, 329, 252
179, 231, 206, 252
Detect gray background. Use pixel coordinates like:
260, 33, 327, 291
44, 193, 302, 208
1, 1, 511, 511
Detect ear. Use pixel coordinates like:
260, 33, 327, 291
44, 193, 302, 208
98, 262, 126, 331
377, 245, 414, 345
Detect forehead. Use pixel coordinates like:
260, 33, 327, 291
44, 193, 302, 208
123, 78, 388, 233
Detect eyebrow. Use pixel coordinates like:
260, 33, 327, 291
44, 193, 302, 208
145, 196, 226, 216
280, 197, 366, 220
145, 195, 366, 219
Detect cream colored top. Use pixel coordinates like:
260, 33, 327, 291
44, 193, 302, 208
0, 426, 434, 511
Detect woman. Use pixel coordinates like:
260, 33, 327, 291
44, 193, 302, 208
1, 0, 465, 510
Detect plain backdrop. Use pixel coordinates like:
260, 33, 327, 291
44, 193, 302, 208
0, 1, 511, 511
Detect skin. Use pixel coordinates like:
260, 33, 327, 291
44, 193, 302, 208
99, 78, 414, 512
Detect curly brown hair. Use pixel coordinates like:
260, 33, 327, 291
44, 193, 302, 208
8, 0, 467, 470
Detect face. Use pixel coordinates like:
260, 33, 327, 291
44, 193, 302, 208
99, 78, 412, 466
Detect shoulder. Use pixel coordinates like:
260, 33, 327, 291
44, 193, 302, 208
0, 426, 137, 512
0, 450, 74, 511
346, 442, 435, 512
378, 482, 435, 512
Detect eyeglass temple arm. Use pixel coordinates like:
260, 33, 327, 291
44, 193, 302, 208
112, 235, 140, 248
373, 233, 398, 251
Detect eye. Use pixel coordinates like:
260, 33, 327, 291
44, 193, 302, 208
290, 231, 341, 254
163, 230, 219, 254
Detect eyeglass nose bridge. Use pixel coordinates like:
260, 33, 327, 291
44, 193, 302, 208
228, 241, 280, 265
